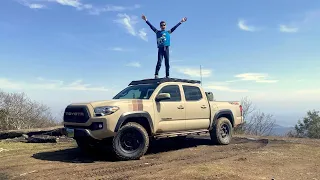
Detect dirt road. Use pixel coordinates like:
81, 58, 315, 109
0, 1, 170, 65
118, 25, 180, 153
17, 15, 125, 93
0, 135, 320, 180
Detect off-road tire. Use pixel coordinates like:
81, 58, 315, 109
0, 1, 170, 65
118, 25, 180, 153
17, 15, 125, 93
210, 117, 233, 145
112, 122, 149, 161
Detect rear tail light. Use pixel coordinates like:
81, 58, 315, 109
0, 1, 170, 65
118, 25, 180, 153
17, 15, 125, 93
239, 105, 243, 116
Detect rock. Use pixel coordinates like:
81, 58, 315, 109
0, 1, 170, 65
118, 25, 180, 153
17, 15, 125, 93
27, 135, 57, 143
22, 134, 29, 139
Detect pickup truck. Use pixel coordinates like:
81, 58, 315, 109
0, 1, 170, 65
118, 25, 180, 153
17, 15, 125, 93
63, 78, 243, 161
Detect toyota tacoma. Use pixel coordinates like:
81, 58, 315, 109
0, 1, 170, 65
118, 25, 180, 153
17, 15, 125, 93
63, 78, 243, 160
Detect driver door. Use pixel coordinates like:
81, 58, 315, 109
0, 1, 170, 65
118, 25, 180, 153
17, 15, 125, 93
154, 84, 186, 133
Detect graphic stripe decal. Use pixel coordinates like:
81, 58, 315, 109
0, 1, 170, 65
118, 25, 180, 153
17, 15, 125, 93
130, 99, 144, 111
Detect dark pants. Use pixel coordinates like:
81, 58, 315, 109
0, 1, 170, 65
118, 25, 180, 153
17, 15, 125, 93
155, 46, 170, 77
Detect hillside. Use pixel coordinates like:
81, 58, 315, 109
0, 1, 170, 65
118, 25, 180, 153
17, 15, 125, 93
0, 132, 320, 180
270, 124, 294, 136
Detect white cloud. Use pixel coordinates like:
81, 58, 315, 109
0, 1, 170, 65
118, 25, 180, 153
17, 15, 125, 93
279, 25, 298, 33
104, 4, 140, 12
173, 66, 212, 78
29, 3, 46, 9
250, 88, 320, 103
108, 47, 125, 51
114, 13, 138, 36
110, 47, 124, 51
295, 89, 320, 94
238, 19, 257, 32
171, 58, 183, 63
204, 85, 249, 93
18, 0, 46, 9
0, 77, 109, 91
138, 28, 148, 42
114, 13, 147, 41
126, 62, 141, 68
233, 73, 278, 83
202, 81, 249, 93
278, 10, 320, 33
54, 0, 82, 8
107, 47, 135, 52
87, 4, 140, 15
18, 0, 140, 15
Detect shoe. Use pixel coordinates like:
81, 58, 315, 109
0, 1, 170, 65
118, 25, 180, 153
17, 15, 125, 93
165, 76, 170, 78
154, 75, 159, 79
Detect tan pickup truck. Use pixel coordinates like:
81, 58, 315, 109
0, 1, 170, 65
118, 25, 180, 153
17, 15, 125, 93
63, 78, 243, 160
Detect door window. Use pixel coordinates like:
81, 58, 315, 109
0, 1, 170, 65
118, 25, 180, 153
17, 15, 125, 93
157, 85, 181, 101
183, 85, 203, 101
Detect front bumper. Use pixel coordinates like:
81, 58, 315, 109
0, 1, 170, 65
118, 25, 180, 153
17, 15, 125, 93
65, 128, 99, 139
64, 122, 116, 140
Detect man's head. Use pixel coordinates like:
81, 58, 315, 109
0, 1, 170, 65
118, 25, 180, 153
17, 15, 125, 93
160, 21, 166, 30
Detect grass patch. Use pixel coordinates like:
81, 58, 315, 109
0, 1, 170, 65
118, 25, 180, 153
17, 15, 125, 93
0, 140, 77, 156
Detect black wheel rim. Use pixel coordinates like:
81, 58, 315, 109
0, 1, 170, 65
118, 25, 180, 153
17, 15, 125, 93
220, 123, 230, 138
119, 128, 143, 153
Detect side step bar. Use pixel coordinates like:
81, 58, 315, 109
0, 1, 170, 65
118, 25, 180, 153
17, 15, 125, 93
154, 129, 209, 139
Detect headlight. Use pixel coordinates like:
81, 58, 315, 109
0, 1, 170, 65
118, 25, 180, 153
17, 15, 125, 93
94, 106, 119, 116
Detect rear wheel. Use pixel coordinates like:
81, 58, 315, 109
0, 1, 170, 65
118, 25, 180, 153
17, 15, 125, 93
210, 117, 233, 145
112, 122, 149, 161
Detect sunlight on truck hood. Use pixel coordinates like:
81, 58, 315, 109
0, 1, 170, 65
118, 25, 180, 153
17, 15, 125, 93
69, 99, 131, 108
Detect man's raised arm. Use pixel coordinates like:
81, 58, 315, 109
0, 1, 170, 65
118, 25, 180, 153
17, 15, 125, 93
142, 14, 158, 33
169, 17, 187, 34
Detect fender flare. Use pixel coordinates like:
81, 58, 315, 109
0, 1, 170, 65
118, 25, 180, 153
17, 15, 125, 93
209, 109, 235, 130
114, 111, 154, 134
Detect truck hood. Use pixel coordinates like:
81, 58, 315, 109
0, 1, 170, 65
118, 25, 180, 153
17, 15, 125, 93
69, 99, 132, 108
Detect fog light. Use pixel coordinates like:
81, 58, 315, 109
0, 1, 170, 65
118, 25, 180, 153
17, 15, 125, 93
91, 122, 103, 130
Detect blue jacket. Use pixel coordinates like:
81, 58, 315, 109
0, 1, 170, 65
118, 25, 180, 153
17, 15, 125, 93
146, 20, 182, 48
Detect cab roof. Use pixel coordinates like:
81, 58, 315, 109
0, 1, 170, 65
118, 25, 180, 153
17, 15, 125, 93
129, 77, 201, 86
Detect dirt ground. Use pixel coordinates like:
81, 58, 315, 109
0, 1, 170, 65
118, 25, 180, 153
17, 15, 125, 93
0, 135, 320, 180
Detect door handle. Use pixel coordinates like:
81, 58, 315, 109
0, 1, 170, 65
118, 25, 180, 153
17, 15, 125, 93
177, 105, 184, 109
201, 105, 207, 109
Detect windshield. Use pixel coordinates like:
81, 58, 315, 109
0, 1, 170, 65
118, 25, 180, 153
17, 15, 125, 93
113, 84, 158, 99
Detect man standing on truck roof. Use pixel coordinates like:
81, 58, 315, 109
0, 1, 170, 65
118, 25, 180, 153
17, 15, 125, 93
141, 14, 187, 79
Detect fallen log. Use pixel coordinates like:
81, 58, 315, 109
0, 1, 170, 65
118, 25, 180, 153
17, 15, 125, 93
27, 135, 57, 143
0, 126, 66, 140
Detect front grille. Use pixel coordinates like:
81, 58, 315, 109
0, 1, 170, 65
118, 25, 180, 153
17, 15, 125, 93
63, 105, 91, 123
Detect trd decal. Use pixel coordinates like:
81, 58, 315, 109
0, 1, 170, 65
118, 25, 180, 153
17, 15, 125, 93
129, 99, 144, 111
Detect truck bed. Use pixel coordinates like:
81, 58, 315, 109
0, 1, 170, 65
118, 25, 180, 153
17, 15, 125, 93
209, 101, 243, 126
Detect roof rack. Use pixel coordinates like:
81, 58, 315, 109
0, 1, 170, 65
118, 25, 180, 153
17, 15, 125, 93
129, 77, 201, 86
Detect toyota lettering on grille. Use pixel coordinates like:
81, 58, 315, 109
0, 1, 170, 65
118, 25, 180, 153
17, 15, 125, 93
65, 112, 85, 116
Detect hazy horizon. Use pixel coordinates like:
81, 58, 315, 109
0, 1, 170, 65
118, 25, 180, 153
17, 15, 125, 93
1, 0, 319, 127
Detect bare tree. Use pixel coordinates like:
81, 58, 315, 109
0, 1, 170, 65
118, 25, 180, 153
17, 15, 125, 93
244, 110, 276, 136
234, 96, 256, 134
234, 96, 276, 136
241, 96, 256, 121
0, 90, 58, 130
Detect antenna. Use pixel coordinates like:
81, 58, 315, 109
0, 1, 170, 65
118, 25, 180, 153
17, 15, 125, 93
200, 65, 203, 86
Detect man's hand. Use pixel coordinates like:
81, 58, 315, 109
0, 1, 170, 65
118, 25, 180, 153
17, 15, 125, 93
142, 14, 147, 21
181, 17, 187, 23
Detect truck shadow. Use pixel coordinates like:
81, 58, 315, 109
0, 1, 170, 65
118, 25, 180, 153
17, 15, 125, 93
31, 135, 228, 163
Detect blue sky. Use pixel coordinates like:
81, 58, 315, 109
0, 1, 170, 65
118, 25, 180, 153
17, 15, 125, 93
1, 0, 320, 126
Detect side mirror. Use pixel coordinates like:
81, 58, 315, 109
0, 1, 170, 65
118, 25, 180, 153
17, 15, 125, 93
206, 92, 214, 101
155, 93, 171, 101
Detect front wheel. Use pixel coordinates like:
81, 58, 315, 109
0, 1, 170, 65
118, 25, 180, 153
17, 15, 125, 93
210, 117, 233, 145
112, 122, 149, 161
